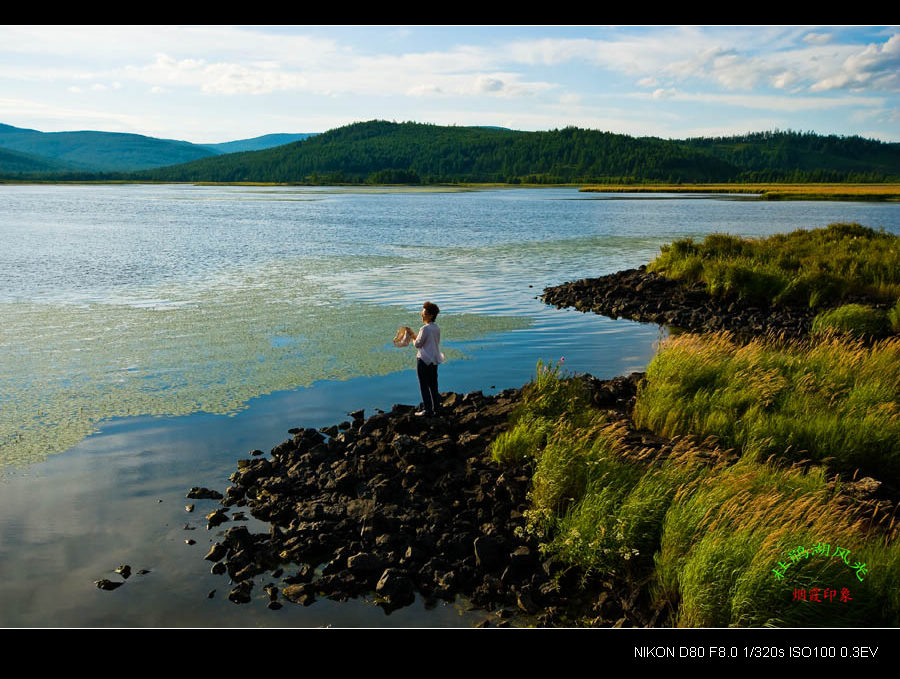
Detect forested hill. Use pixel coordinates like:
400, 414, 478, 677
133, 121, 736, 184
682, 131, 900, 182
132, 121, 900, 185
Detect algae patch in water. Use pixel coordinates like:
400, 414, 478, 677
0, 257, 530, 471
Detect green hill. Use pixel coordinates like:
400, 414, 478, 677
201, 133, 317, 155
134, 120, 740, 184
0, 124, 315, 174
683, 131, 900, 182
0, 145, 79, 173
134, 121, 900, 185
0, 123, 216, 172
4, 120, 900, 184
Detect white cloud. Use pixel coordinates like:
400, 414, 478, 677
634, 89, 885, 113
804, 32, 834, 45
810, 34, 900, 92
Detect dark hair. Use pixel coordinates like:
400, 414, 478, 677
423, 301, 440, 320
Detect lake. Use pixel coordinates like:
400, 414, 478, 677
2, 184, 899, 627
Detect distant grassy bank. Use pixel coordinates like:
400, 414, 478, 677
4, 179, 900, 201
505, 224, 900, 626
497, 350, 900, 626
580, 183, 900, 201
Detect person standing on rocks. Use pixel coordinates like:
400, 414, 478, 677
406, 301, 443, 416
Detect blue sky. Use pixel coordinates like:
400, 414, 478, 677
2, 25, 899, 143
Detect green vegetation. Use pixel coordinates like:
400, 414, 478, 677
489, 360, 591, 465
503, 224, 900, 626
501, 357, 900, 626
811, 304, 891, 339
5, 121, 900, 185
890, 299, 900, 333
580, 183, 900, 200
0, 123, 314, 175
633, 332, 900, 485
124, 122, 900, 185
648, 223, 900, 308
0, 123, 216, 172
683, 130, 900, 183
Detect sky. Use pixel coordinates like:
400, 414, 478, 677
1, 25, 899, 143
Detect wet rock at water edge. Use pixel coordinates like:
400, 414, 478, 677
375, 568, 415, 609
199, 380, 655, 625
228, 582, 253, 604
204, 543, 227, 562
115, 564, 132, 579
187, 487, 223, 500
206, 508, 229, 529
95, 579, 124, 591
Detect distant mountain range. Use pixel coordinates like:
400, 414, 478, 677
2, 120, 899, 184
0, 123, 315, 173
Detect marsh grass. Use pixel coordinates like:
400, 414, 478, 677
580, 183, 900, 201
811, 304, 891, 339
654, 454, 900, 626
498, 356, 900, 626
489, 359, 593, 465
648, 223, 900, 308
633, 332, 900, 485
889, 298, 900, 333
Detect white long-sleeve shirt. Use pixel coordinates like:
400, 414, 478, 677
414, 323, 443, 365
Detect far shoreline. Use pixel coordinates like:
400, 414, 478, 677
2, 180, 900, 201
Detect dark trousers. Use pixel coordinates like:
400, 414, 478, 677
417, 358, 440, 414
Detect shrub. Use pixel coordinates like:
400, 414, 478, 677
633, 331, 900, 486
888, 298, 900, 333
811, 304, 890, 338
649, 223, 900, 307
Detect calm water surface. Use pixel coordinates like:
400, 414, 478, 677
2, 184, 899, 627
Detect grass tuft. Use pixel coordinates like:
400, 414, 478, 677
648, 223, 900, 308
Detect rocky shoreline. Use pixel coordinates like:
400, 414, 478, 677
541, 266, 817, 339
188, 265, 900, 627
191, 373, 680, 626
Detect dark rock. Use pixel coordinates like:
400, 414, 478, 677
115, 564, 131, 579
228, 582, 253, 604
347, 552, 386, 574
187, 487, 223, 500
282, 583, 316, 606
206, 508, 229, 529
474, 536, 504, 571
95, 579, 123, 591
204, 543, 227, 562
375, 568, 415, 607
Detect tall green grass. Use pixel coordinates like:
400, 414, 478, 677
489, 359, 593, 465
811, 304, 891, 338
648, 223, 900, 308
633, 332, 900, 486
496, 356, 900, 626
653, 455, 899, 626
